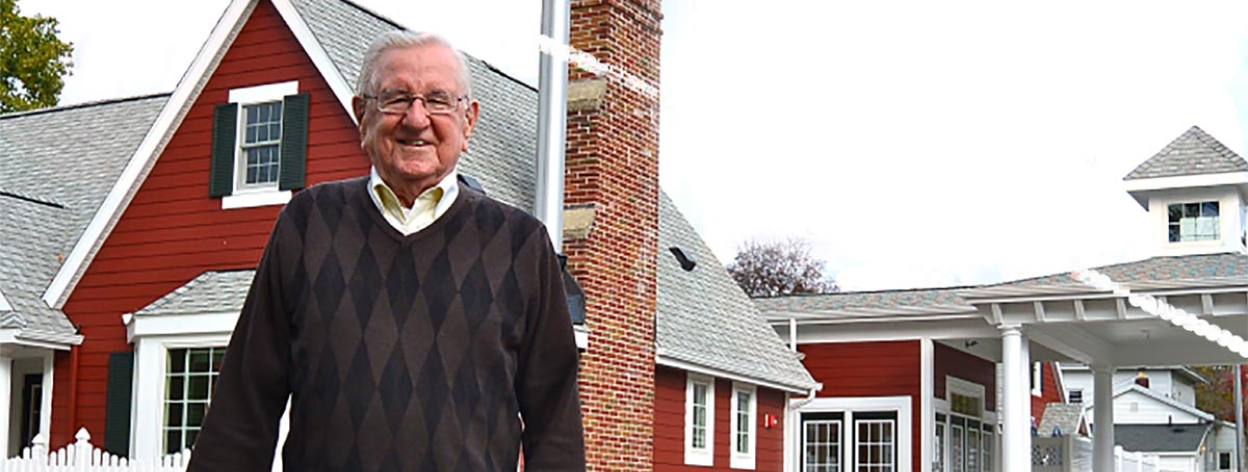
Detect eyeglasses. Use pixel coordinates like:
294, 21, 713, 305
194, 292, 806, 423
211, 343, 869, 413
362, 91, 468, 115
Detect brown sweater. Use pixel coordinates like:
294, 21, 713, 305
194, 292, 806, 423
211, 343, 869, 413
188, 177, 585, 471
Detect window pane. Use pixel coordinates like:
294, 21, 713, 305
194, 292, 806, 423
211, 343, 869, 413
165, 430, 182, 455
166, 403, 183, 427
1203, 201, 1219, 217
1185, 203, 1200, 217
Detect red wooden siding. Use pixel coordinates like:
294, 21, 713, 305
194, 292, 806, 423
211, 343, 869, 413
1031, 362, 1063, 421
798, 341, 920, 470
654, 365, 786, 472
933, 342, 996, 410
52, 0, 366, 447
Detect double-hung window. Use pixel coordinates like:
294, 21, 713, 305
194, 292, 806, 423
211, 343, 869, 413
730, 382, 757, 469
210, 81, 310, 209
685, 373, 715, 466
239, 102, 283, 189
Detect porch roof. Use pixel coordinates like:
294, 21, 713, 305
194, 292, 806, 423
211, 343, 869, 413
133, 270, 254, 317
1114, 423, 1211, 454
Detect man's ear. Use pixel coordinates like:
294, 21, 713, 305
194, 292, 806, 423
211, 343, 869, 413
461, 100, 481, 152
352, 95, 368, 133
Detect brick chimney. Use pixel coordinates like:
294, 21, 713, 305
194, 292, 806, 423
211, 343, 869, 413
1135, 370, 1150, 389
564, 0, 662, 470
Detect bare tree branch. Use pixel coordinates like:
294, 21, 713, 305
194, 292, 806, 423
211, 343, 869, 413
726, 237, 839, 297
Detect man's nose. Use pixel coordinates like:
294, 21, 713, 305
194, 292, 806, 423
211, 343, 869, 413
401, 100, 431, 128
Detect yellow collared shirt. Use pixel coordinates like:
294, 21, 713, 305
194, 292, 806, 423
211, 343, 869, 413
368, 167, 460, 235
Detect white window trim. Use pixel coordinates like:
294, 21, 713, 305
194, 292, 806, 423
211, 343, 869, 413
685, 373, 715, 466
729, 382, 757, 470
1166, 201, 1221, 244
221, 81, 298, 210
796, 396, 913, 472
129, 332, 232, 460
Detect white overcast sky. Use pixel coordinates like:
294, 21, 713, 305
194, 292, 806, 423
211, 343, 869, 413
19, 0, 1248, 291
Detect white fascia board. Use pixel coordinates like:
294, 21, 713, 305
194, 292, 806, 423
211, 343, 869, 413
656, 352, 813, 395
1124, 172, 1248, 193
126, 311, 240, 343
270, 0, 357, 123
0, 290, 11, 311
42, 0, 257, 309
0, 328, 83, 350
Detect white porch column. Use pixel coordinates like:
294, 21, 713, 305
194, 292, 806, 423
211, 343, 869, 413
0, 351, 10, 459
1001, 326, 1031, 472
1092, 364, 1116, 472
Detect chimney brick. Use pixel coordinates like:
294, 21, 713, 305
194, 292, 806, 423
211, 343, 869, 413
565, 0, 662, 470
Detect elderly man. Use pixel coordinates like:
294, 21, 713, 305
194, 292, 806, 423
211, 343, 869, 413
188, 31, 585, 471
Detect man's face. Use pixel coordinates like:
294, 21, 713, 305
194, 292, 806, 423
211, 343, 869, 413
353, 44, 479, 191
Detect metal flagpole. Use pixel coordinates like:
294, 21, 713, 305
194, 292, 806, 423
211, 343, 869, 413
1237, 364, 1244, 472
535, 0, 571, 251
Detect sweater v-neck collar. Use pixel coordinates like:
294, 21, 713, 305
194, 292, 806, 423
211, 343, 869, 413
353, 176, 471, 245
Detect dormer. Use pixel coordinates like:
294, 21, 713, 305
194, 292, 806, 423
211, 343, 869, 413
1124, 126, 1248, 256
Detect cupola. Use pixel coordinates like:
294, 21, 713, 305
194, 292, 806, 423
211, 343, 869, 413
1123, 126, 1248, 256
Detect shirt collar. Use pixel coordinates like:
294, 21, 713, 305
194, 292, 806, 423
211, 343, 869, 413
368, 166, 460, 220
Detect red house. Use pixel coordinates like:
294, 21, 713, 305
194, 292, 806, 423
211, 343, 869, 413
0, 0, 816, 470
757, 288, 1070, 471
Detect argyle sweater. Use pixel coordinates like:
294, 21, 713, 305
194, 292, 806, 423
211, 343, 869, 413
188, 177, 585, 472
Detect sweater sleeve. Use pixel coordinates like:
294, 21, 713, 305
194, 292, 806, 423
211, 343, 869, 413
186, 212, 294, 472
517, 226, 587, 470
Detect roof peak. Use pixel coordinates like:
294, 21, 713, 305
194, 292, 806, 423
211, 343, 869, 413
1124, 125, 1248, 180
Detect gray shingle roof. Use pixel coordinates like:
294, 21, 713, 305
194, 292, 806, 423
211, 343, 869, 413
657, 192, 818, 391
135, 270, 255, 316
0, 94, 169, 333
1115, 423, 1210, 453
290, 0, 538, 212
755, 287, 975, 321
1124, 126, 1248, 180
1037, 403, 1084, 438
757, 253, 1248, 318
1001, 253, 1248, 287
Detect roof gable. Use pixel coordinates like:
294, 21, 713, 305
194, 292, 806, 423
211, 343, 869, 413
657, 192, 818, 392
1125, 126, 1248, 181
43, 0, 544, 308
1097, 383, 1215, 423
0, 94, 167, 335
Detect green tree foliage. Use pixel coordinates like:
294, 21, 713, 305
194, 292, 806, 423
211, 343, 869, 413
0, 0, 73, 113
727, 237, 839, 298
1194, 365, 1240, 423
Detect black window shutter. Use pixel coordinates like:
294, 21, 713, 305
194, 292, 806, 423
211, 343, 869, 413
104, 350, 135, 457
209, 103, 238, 197
279, 93, 310, 190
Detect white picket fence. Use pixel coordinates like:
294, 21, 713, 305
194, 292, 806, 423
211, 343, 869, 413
0, 428, 189, 472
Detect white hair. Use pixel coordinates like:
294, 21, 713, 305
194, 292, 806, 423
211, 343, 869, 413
356, 31, 473, 98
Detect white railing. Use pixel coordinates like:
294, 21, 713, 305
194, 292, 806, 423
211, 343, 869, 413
1032, 436, 1159, 472
0, 429, 189, 472
1114, 445, 1159, 472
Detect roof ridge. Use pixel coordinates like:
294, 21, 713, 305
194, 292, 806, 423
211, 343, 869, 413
314, 0, 536, 93
0, 92, 171, 120
754, 284, 979, 300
